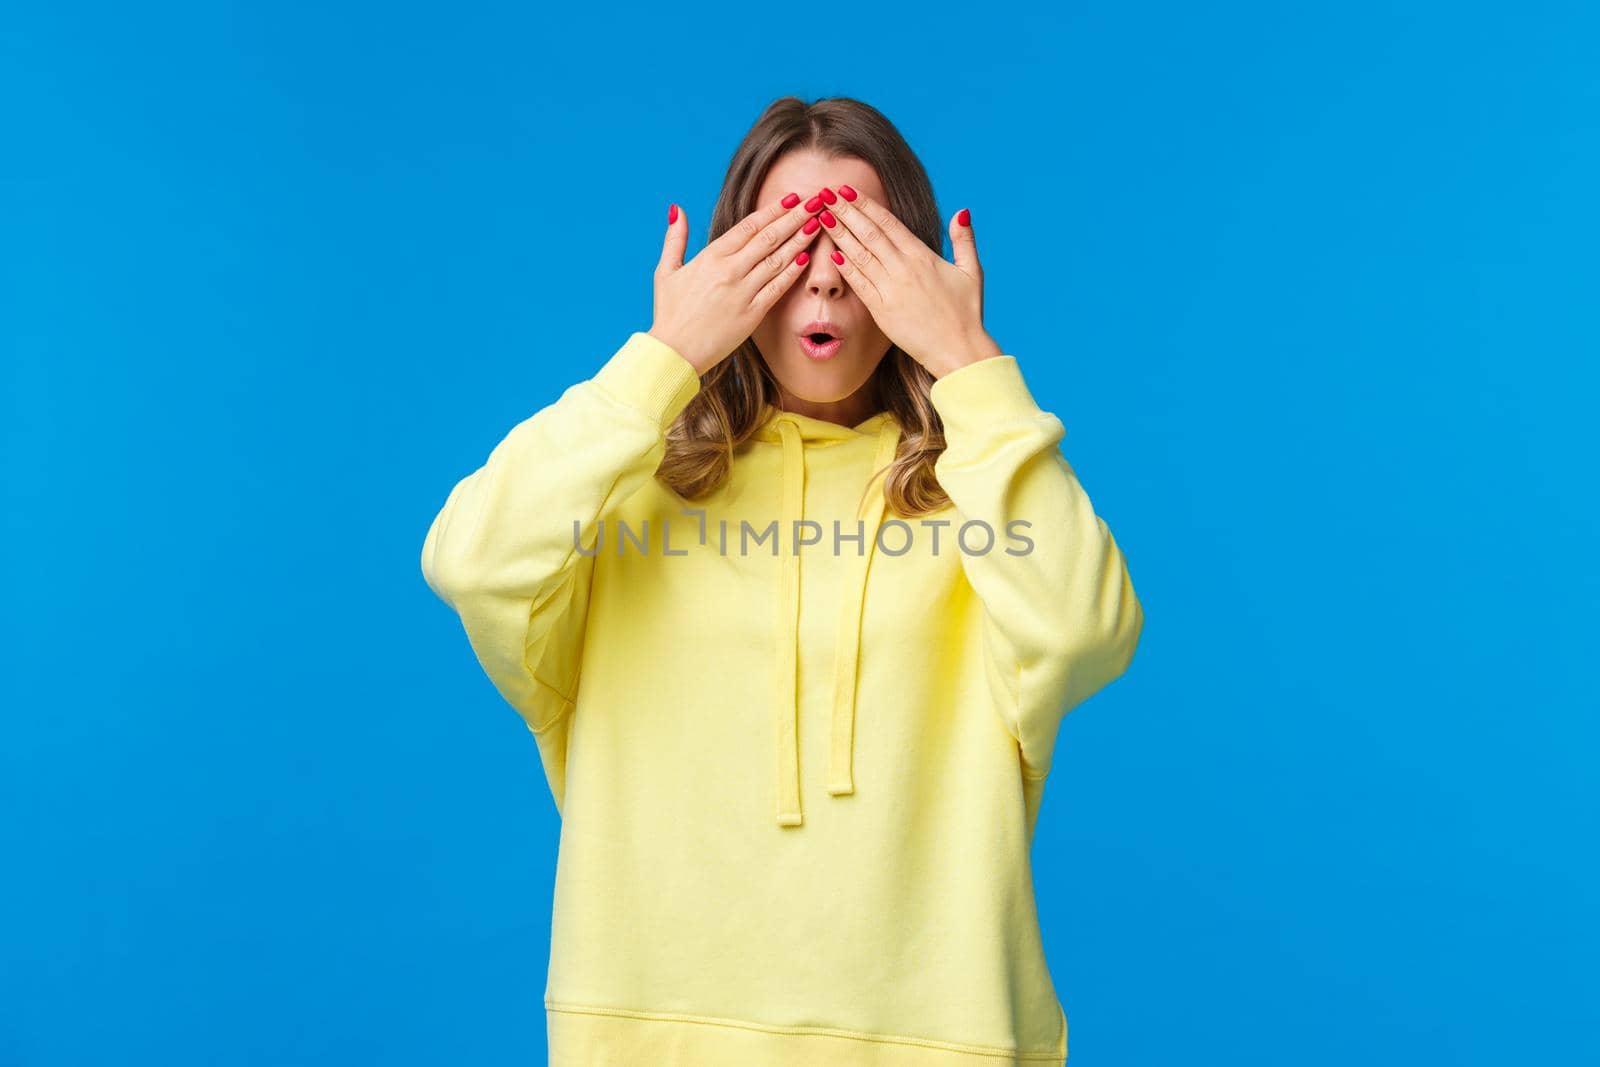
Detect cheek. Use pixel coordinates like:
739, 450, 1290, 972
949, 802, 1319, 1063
760, 288, 805, 330
845, 299, 885, 342
751, 308, 785, 342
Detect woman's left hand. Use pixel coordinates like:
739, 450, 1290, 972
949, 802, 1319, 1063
819, 187, 1004, 378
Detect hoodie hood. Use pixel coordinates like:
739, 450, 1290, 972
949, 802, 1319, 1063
751, 404, 902, 827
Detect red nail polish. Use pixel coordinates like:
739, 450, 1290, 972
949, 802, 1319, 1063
795, 251, 810, 266
818, 187, 837, 205
668, 203, 678, 224
804, 194, 824, 212
820, 209, 836, 228
803, 216, 821, 234
781, 192, 800, 209
957, 208, 971, 227
837, 185, 857, 201
831, 250, 844, 265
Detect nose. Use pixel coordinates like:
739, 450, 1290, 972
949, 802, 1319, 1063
802, 232, 845, 299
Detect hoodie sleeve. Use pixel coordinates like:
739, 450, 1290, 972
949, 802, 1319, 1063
420, 331, 703, 738
928, 353, 1144, 782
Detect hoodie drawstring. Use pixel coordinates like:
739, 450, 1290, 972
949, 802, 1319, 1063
774, 417, 806, 826
772, 414, 902, 828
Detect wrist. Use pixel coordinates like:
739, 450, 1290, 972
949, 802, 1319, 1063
925, 330, 1004, 380
646, 328, 710, 376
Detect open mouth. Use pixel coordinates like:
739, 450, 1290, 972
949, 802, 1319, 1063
798, 334, 843, 360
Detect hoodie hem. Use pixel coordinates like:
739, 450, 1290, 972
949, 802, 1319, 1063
546, 1000, 1067, 1065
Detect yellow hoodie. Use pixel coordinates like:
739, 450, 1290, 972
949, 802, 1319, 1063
421, 331, 1143, 1065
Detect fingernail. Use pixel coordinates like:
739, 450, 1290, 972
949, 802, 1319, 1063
837, 185, 857, 201
804, 194, 824, 212
957, 208, 971, 227
820, 209, 836, 228
668, 203, 678, 224
795, 251, 809, 266
818, 187, 837, 205
831, 250, 844, 265
803, 216, 821, 234
781, 192, 801, 209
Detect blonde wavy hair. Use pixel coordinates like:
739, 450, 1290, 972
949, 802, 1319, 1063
656, 96, 953, 518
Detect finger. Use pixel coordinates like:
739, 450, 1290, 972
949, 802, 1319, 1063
816, 202, 892, 296
745, 210, 823, 293
826, 185, 920, 258
823, 244, 885, 312
657, 202, 689, 273
948, 207, 981, 278
750, 238, 821, 314
726, 191, 816, 274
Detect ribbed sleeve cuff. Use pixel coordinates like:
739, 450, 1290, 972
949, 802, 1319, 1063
590, 331, 704, 429
927, 355, 1043, 432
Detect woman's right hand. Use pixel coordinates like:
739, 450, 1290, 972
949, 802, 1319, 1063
649, 194, 821, 375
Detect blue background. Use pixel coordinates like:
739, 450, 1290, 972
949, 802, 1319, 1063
4, 2, 1595, 1064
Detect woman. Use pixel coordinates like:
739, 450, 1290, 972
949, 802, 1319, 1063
421, 96, 1143, 1066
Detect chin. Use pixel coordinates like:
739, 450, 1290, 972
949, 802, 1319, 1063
773, 358, 872, 404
